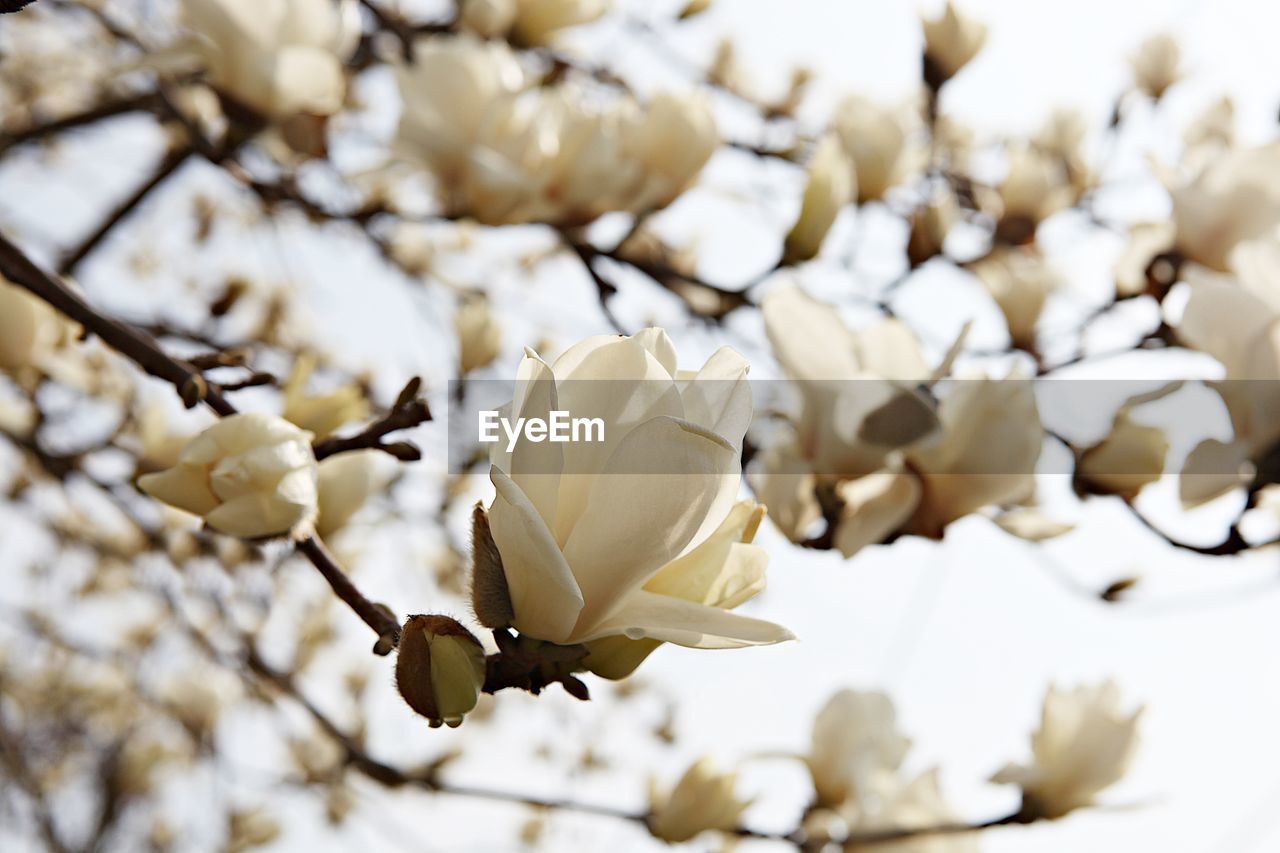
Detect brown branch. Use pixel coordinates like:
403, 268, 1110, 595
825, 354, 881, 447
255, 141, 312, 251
0, 92, 161, 157
57, 146, 196, 276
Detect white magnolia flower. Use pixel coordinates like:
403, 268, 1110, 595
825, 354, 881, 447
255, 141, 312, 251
456, 294, 502, 374
315, 449, 388, 539
1131, 33, 1181, 100
921, 1, 988, 84
843, 770, 978, 853
783, 134, 855, 264
995, 145, 1074, 239
475, 329, 792, 651
460, 0, 609, 45
582, 500, 770, 679
282, 355, 369, 441
138, 413, 319, 539
393, 36, 527, 205
648, 758, 750, 843
1078, 410, 1169, 501
396, 42, 715, 224
181, 0, 360, 119
808, 689, 911, 807
1174, 247, 1280, 504
992, 680, 1142, 819
761, 285, 938, 477
1171, 143, 1280, 271
969, 247, 1059, 352
0, 277, 69, 371
905, 375, 1042, 538
833, 96, 921, 203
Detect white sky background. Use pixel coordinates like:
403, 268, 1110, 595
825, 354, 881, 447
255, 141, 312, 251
6, 0, 1280, 851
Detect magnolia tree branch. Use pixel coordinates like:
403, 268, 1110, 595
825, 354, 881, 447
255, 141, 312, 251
0, 229, 403, 647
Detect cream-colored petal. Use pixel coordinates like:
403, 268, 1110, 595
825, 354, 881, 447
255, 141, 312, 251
582, 589, 794, 648
562, 416, 738, 638
487, 467, 585, 642
138, 465, 220, 517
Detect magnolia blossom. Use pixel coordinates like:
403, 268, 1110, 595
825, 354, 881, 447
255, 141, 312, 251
0, 277, 69, 371
282, 355, 369, 441
1078, 410, 1169, 500
833, 96, 920, 203
757, 287, 1038, 553
648, 758, 750, 843
1116, 142, 1280, 297
783, 134, 854, 264
904, 375, 1042, 538
1173, 248, 1280, 505
459, 0, 609, 46
969, 247, 1059, 352
843, 770, 978, 853
1131, 33, 1181, 99
581, 500, 770, 679
992, 681, 1142, 819
472, 329, 792, 653
807, 689, 911, 806
315, 449, 388, 539
907, 192, 958, 267
138, 413, 319, 539
180, 0, 360, 120
395, 39, 717, 225
921, 1, 988, 84
994, 145, 1074, 240
456, 294, 502, 374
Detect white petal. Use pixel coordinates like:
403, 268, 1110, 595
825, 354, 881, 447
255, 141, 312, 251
488, 467, 584, 642
582, 589, 794, 648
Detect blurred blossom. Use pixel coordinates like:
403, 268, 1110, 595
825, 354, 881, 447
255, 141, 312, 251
472, 328, 792, 654
921, 1, 987, 86
316, 449, 388, 539
1170, 143, 1280, 271
1078, 408, 1169, 501
904, 375, 1042, 538
842, 770, 977, 853
0, 277, 74, 371
907, 192, 958, 268
991, 680, 1142, 819
968, 247, 1059, 352
755, 286, 941, 554
1182, 96, 1235, 172
1174, 245, 1280, 504
456, 294, 502, 374
834, 95, 922, 203
808, 689, 911, 806
395, 615, 488, 727
992, 145, 1074, 243
1131, 33, 1181, 100
283, 355, 370, 441
179, 0, 360, 120
139, 413, 319, 539
396, 38, 716, 224
460, 0, 609, 46
783, 134, 855, 264
648, 757, 750, 843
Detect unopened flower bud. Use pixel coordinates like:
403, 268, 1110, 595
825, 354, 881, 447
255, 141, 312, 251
395, 615, 487, 728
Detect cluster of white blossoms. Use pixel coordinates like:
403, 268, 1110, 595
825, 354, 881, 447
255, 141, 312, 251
176, 0, 360, 121
752, 286, 1042, 556
394, 37, 717, 225
642, 681, 1141, 846
469, 328, 792, 674
458, 0, 609, 46
992, 680, 1143, 819
137, 364, 386, 542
